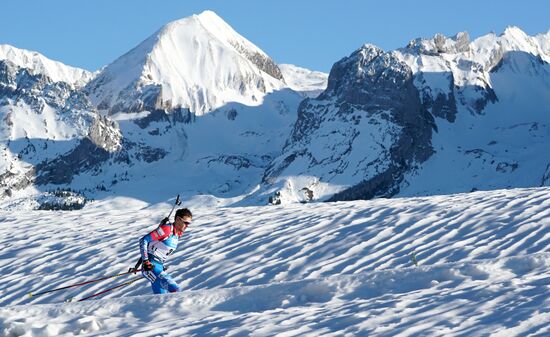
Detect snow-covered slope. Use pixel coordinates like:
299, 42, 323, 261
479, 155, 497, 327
279, 63, 328, 97
1, 187, 549, 336
0, 84, 303, 210
0, 44, 93, 87
86, 10, 286, 115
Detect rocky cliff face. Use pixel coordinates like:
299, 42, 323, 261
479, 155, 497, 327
399, 31, 499, 119
0, 59, 164, 197
0, 60, 92, 113
262, 45, 435, 203
390, 27, 550, 197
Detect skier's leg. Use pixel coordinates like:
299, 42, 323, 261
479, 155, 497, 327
157, 271, 181, 293
152, 277, 168, 294
141, 260, 166, 294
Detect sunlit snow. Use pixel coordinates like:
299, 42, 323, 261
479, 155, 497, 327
1, 187, 549, 336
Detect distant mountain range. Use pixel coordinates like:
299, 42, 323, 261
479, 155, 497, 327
0, 10, 549, 209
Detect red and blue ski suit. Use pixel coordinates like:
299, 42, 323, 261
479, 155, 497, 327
139, 223, 184, 294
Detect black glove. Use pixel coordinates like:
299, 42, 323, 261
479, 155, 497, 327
143, 260, 154, 271
163, 265, 169, 271
131, 257, 143, 274
160, 217, 169, 225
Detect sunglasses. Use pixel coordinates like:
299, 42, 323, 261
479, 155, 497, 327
177, 217, 191, 225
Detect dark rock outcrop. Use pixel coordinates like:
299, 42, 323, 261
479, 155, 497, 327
264, 44, 436, 201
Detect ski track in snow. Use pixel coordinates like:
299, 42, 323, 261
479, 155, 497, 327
1, 187, 549, 336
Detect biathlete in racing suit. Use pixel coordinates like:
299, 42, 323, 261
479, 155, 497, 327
138, 208, 192, 294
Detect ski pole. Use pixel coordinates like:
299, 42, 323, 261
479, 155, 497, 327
166, 194, 182, 220
73, 276, 142, 302
28, 269, 141, 298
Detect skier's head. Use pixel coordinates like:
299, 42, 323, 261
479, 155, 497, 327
175, 208, 192, 220
174, 208, 193, 227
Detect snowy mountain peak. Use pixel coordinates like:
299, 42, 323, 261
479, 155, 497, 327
404, 31, 471, 55
192, 10, 268, 57
278, 64, 328, 97
86, 10, 285, 115
501, 25, 528, 39
403, 26, 549, 61
358, 43, 384, 57
0, 44, 94, 87
497, 26, 538, 52
535, 29, 550, 57
321, 43, 410, 101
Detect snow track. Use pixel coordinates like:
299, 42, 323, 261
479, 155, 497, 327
1, 187, 549, 336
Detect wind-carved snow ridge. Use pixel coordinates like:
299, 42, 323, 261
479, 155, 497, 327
86, 10, 286, 116
0, 44, 94, 87
1, 187, 549, 336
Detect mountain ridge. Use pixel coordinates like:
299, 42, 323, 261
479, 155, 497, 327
1, 13, 549, 208
253, 25, 550, 204
0, 44, 94, 87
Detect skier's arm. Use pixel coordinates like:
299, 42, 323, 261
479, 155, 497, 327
139, 235, 153, 261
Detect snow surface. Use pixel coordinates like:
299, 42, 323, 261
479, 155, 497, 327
279, 64, 328, 97
1, 187, 549, 336
0, 45, 94, 87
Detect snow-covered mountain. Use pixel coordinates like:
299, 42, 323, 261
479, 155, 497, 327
257, 26, 550, 204
0, 44, 94, 87
0, 11, 308, 209
2, 17, 550, 208
279, 63, 328, 97
0, 58, 115, 200
85, 10, 286, 116
1, 187, 549, 335
395, 27, 550, 197
258, 44, 435, 204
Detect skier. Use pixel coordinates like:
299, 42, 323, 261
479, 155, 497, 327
137, 208, 192, 294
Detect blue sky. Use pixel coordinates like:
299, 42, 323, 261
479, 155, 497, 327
0, 0, 548, 72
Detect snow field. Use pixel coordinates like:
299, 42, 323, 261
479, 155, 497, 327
1, 187, 549, 336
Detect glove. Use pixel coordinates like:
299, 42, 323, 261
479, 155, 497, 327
160, 217, 169, 225
143, 260, 154, 271
163, 265, 169, 271
131, 258, 143, 274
